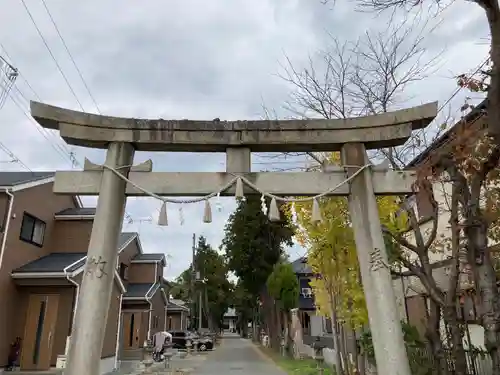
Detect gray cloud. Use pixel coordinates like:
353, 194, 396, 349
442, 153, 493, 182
0, 0, 490, 279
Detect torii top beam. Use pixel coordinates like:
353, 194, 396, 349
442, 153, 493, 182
30, 101, 438, 153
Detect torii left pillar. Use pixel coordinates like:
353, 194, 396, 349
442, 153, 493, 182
64, 142, 134, 375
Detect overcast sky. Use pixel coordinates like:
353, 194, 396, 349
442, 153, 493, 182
0, 0, 489, 279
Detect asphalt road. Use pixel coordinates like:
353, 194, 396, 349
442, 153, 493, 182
191, 333, 286, 375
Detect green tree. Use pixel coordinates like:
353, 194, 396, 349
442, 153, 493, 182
194, 236, 232, 331
266, 261, 299, 352
222, 196, 294, 296
169, 270, 191, 301
222, 196, 294, 343
231, 281, 255, 337
267, 262, 299, 312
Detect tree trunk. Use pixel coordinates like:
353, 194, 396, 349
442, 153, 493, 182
274, 302, 282, 349
465, 206, 500, 373
356, 328, 366, 375
425, 300, 448, 375
443, 306, 467, 375
328, 300, 345, 375
283, 310, 292, 356
339, 324, 351, 375
251, 308, 258, 341
478, 7, 500, 374
347, 326, 359, 375
486, 4, 500, 146
470, 234, 500, 374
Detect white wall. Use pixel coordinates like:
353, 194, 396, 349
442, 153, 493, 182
404, 177, 454, 265
310, 314, 324, 337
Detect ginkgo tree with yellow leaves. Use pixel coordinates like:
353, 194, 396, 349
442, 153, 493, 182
289, 151, 473, 375
285, 152, 406, 375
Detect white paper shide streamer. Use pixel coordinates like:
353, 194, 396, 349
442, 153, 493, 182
203, 200, 212, 223
311, 198, 322, 223
101, 163, 372, 226
158, 202, 168, 226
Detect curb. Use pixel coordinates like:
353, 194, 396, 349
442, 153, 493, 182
247, 340, 280, 366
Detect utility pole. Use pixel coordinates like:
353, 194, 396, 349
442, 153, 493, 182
198, 288, 202, 332
191, 233, 196, 331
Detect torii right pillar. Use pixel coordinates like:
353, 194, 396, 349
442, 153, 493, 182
342, 143, 410, 375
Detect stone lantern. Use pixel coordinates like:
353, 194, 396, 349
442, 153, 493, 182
141, 339, 154, 374
312, 336, 326, 375
280, 334, 286, 357
185, 339, 192, 357
193, 338, 199, 354
163, 349, 174, 370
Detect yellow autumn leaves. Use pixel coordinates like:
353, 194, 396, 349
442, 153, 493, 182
284, 152, 407, 329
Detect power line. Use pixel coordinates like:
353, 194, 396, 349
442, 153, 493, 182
0, 142, 31, 171
0, 55, 18, 109
19, 0, 85, 111
436, 57, 490, 116
39, 0, 101, 113
0, 44, 80, 163
0, 49, 136, 224
0, 44, 41, 102
8, 88, 76, 164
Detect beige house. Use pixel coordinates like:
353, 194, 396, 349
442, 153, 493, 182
0, 171, 170, 373
392, 100, 492, 350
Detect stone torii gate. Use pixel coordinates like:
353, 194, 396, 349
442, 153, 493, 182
31, 100, 437, 375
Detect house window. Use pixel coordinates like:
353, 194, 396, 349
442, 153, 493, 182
33, 299, 47, 364
119, 263, 128, 280
129, 314, 135, 347
324, 317, 333, 334
415, 181, 434, 219
20, 213, 46, 247
301, 288, 313, 298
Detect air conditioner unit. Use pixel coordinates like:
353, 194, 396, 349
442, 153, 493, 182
302, 288, 312, 298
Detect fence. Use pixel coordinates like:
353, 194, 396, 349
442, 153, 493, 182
409, 347, 493, 375
300, 335, 493, 375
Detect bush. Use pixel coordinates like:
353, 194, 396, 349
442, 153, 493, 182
359, 321, 433, 375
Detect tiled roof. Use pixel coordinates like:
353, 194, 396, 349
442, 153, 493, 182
13, 232, 137, 274
119, 232, 137, 249
162, 277, 172, 288
55, 207, 96, 216
132, 253, 165, 262
12, 253, 86, 273
124, 283, 158, 299
167, 301, 189, 311
291, 257, 313, 274
0, 171, 54, 186
406, 99, 487, 168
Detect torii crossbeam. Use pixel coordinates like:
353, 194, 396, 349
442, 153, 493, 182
30, 100, 438, 375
